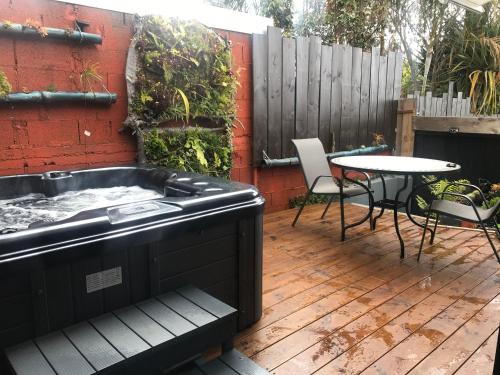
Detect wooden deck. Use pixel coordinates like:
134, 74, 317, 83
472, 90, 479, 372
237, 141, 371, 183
235, 203, 499, 375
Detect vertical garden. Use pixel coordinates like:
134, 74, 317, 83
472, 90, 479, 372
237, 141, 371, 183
125, 16, 238, 178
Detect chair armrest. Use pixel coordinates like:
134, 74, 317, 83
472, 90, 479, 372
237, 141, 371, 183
443, 182, 488, 206
310, 175, 336, 190
342, 169, 372, 188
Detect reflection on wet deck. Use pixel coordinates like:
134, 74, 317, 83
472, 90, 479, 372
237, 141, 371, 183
236, 203, 499, 375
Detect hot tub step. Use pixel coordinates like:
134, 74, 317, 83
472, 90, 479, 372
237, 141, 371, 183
5, 285, 237, 375
176, 349, 271, 375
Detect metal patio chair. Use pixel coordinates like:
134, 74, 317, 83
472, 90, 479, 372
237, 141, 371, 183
291, 138, 373, 229
417, 182, 500, 263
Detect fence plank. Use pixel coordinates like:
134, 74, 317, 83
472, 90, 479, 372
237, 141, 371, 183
252, 33, 268, 164
368, 47, 380, 142
442, 93, 448, 116
330, 44, 342, 151
295, 36, 309, 139
359, 51, 371, 146
319, 45, 332, 149
452, 98, 458, 116
446, 81, 454, 115
465, 97, 471, 116
350, 47, 363, 148
281, 37, 296, 158
339, 45, 352, 149
431, 97, 437, 116
414, 91, 420, 114
307, 36, 321, 138
456, 92, 463, 117
424, 91, 432, 116
437, 98, 443, 116
376, 54, 387, 135
266, 27, 282, 158
384, 51, 396, 146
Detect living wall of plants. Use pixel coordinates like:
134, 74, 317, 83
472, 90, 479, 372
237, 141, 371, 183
126, 16, 238, 177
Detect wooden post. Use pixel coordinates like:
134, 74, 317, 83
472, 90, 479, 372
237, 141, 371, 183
395, 98, 416, 156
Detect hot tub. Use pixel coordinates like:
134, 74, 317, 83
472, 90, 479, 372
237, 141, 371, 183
0, 166, 264, 361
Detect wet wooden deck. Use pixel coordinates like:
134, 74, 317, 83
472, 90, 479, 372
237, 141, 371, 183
236, 203, 499, 374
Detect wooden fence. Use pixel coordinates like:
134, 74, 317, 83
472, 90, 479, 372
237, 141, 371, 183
252, 26, 403, 165
408, 81, 499, 118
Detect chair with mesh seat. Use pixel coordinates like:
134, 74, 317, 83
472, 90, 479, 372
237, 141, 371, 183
291, 138, 373, 232
418, 182, 500, 263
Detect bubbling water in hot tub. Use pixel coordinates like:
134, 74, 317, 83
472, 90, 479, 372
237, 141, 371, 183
0, 186, 164, 231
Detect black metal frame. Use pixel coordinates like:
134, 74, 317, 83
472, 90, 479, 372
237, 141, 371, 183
417, 182, 500, 263
340, 172, 410, 258
292, 172, 373, 230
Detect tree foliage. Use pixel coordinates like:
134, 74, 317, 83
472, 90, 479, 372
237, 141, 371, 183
257, 0, 294, 34
208, 0, 249, 12
323, 0, 389, 49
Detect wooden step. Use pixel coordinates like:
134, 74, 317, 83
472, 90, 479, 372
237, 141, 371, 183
176, 349, 270, 375
5, 286, 237, 375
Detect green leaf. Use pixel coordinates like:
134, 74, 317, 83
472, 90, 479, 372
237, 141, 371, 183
174, 88, 190, 124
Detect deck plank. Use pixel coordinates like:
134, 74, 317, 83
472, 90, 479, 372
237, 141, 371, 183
36, 331, 95, 375
454, 328, 498, 375
64, 321, 124, 371
235, 203, 499, 374
5, 341, 56, 375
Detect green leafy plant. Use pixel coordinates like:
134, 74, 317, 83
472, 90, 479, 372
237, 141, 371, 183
144, 127, 232, 178
131, 16, 237, 126
289, 194, 333, 209
128, 16, 238, 175
0, 69, 12, 97
416, 175, 471, 211
80, 61, 107, 93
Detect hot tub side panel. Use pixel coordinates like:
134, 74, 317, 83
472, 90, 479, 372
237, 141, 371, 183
0, 209, 263, 372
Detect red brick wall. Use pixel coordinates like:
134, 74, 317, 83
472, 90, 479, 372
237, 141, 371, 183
0, 0, 136, 175
0, 0, 311, 213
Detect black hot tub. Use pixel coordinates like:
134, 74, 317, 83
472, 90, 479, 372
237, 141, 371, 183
0, 166, 264, 362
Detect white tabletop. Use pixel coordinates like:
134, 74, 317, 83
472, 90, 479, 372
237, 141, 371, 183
330, 155, 461, 175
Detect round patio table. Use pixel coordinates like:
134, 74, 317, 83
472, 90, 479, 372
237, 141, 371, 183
330, 155, 461, 259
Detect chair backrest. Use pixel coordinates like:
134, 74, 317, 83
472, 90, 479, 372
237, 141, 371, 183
292, 138, 333, 189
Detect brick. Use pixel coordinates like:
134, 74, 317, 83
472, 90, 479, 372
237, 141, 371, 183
23, 145, 86, 159
16, 67, 77, 92
0, 39, 15, 66
12, 120, 29, 145
230, 167, 240, 181
236, 99, 251, 118
15, 41, 74, 71
28, 120, 79, 146
228, 32, 251, 46
79, 119, 112, 144
238, 167, 253, 184
0, 121, 15, 148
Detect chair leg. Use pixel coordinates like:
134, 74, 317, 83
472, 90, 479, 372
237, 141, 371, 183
418, 210, 432, 262
479, 221, 500, 263
321, 195, 335, 219
340, 193, 346, 241
430, 214, 439, 244
493, 217, 500, 239
292, 190, 311, 227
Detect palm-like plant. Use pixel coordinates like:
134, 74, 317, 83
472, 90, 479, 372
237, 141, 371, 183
447, 4, 500, 115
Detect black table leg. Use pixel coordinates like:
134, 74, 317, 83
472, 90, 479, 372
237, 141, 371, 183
394, 175, 409, 258
372, 174, 386, 230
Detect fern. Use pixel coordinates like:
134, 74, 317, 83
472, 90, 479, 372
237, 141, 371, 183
416, 175, 471, 211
